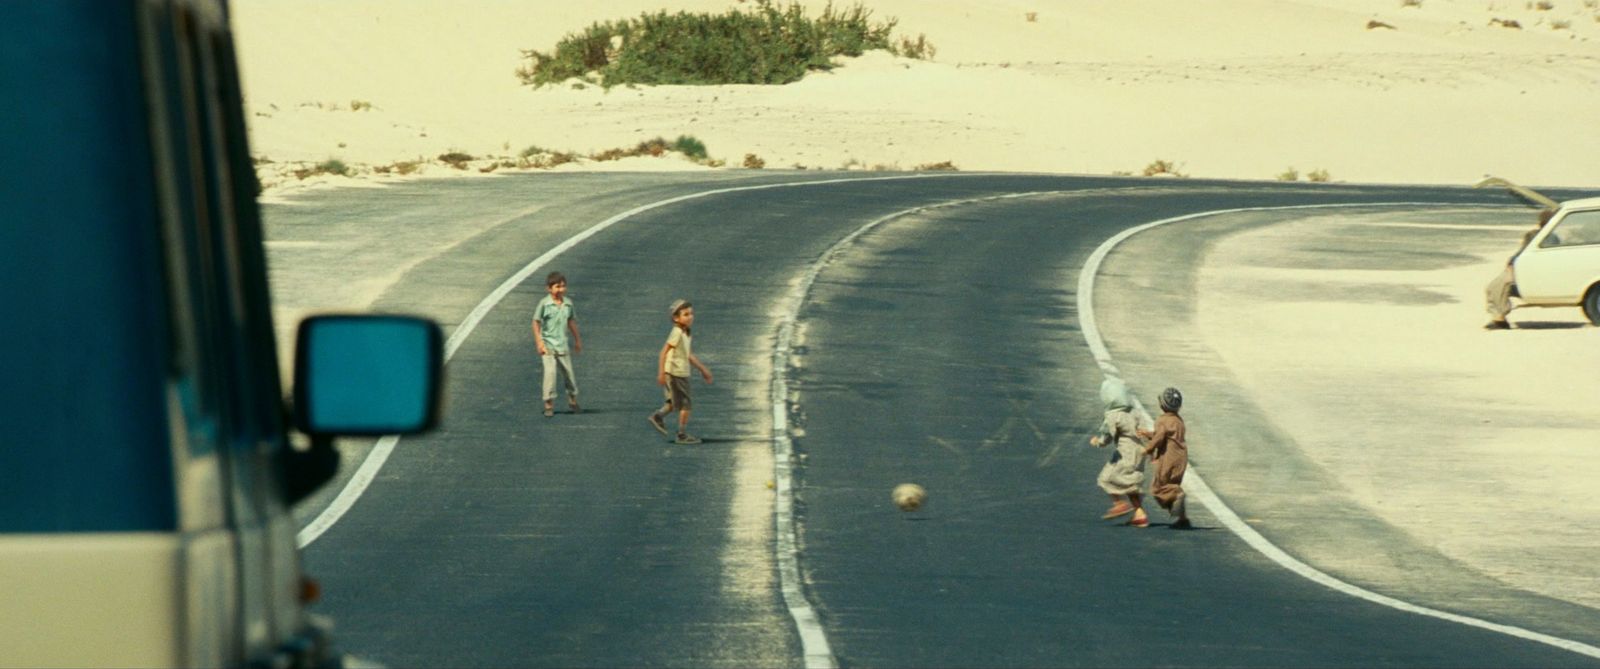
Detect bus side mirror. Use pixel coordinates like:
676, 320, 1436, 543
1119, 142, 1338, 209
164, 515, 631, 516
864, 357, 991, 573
292, 315, 444, 436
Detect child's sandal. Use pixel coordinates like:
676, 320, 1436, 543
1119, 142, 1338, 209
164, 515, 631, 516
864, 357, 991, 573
1101, 502, 1134, 520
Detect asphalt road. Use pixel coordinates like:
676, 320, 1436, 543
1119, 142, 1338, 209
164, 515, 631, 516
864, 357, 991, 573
264, 173, 1600, 668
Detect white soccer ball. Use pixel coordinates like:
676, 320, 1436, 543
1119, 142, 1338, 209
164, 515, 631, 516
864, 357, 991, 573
892, 483, 926, 512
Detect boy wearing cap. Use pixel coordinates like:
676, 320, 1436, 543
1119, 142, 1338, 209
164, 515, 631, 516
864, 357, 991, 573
1140, 387, 1190, 529
532, 271, 582, 418
648, 299, 712, 444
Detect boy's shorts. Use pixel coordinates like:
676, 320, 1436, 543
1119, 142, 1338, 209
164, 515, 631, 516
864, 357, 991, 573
663, 374, 691, 410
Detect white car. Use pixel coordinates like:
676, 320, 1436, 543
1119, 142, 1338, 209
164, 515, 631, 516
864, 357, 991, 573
1512, 196, 1600, 325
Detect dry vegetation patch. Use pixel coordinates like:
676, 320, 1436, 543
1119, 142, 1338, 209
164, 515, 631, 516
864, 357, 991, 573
516, 0, 934, 88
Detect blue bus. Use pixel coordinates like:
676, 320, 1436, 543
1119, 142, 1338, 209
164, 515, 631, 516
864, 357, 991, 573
1, 2, 443, 666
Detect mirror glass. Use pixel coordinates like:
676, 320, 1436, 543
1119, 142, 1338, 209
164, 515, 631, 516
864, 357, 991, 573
296, 315, 442, 435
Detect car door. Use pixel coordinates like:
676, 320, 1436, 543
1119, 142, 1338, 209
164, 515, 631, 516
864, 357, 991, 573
1514, 208, 1600, 304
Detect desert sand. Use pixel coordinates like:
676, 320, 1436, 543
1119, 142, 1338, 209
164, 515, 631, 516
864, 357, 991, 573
231, 0, 1600, 199
1195, 209, 1600, 610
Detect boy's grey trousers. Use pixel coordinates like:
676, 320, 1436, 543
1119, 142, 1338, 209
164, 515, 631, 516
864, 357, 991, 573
541, 352, 578, 402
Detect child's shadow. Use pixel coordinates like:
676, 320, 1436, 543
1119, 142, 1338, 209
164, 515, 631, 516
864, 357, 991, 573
1508, 321, 1588, 330
1150, 522, 1221, 531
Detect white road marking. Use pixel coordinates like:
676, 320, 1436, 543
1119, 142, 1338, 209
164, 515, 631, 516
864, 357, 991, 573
774, 189, 1094, 667
289, 181, 1572, 662
1077, 201, 1600, 660
293, 173, 980, 666
298, 174, 961, 549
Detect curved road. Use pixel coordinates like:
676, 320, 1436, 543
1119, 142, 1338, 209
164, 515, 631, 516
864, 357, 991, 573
263, 173, 1600, 667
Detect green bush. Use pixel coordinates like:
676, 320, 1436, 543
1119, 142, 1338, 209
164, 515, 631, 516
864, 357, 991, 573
1141, 159, 1186, 178
315, 159, 349, 176
672, 135, 708, 160
517, 0, 930, 88
438, 152, 475, 169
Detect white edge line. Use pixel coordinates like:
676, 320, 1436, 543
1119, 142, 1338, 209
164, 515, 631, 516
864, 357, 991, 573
772, 189, 1079, 669
297, 174, 958, 549
290, 176, 951, 539
1077, 201, 1600, 660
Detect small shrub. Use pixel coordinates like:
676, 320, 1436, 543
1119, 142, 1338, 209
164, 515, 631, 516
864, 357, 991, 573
1367, 19, 1397, 29
1491, 17, 1523, 27
1025, 11, 1038, 22
315, 159, 349, 176
349, 100, 373, 111
517, 1, 933, 87
1141, 159, 1186, 177
1401, 0, 1422, 6
892, 34, 937, 60
636, 137, 670, 156
1552, 18, 1572, 28
672, 135, 708, 161
1533, 0, 1555, 9
585, 138, 687, 162
438, 152, 475, 169
479, 163, 499, 173
393, 161, 421, 175
290, 161, 352, 180
1277, 167, 1300, 181
521, 144, 549, 158
914, 160, 957, 171
743, 153, 766, 168
1308, 168, 1332, 182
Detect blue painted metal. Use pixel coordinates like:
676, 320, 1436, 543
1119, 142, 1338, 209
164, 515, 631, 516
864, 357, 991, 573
0, 1, 178, 532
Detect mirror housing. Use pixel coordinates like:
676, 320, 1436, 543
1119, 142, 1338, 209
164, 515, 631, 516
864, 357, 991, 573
292, 314, 444, 436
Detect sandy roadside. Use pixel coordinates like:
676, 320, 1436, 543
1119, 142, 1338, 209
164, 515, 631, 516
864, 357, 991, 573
231, 0, 1600, 199
1097, 203, 1600, 621
1196, 208, 1600, 609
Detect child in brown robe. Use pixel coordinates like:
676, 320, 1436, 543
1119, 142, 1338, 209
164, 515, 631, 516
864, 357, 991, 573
1140, 387, 1190, 529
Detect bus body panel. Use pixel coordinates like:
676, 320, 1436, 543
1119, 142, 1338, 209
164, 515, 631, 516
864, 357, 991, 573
0, 0, 178, 536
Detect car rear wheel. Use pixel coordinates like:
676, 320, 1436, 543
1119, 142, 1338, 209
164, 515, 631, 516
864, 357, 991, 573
1584, 285, 1600, 326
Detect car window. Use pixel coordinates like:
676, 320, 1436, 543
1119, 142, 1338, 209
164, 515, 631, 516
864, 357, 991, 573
1540, 209, 1600, 248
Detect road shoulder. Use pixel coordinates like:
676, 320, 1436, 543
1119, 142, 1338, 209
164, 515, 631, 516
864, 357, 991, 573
1095, 205, 1600, 643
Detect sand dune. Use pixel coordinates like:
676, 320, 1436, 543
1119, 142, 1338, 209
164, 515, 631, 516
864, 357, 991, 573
231, 0, 1600, 198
